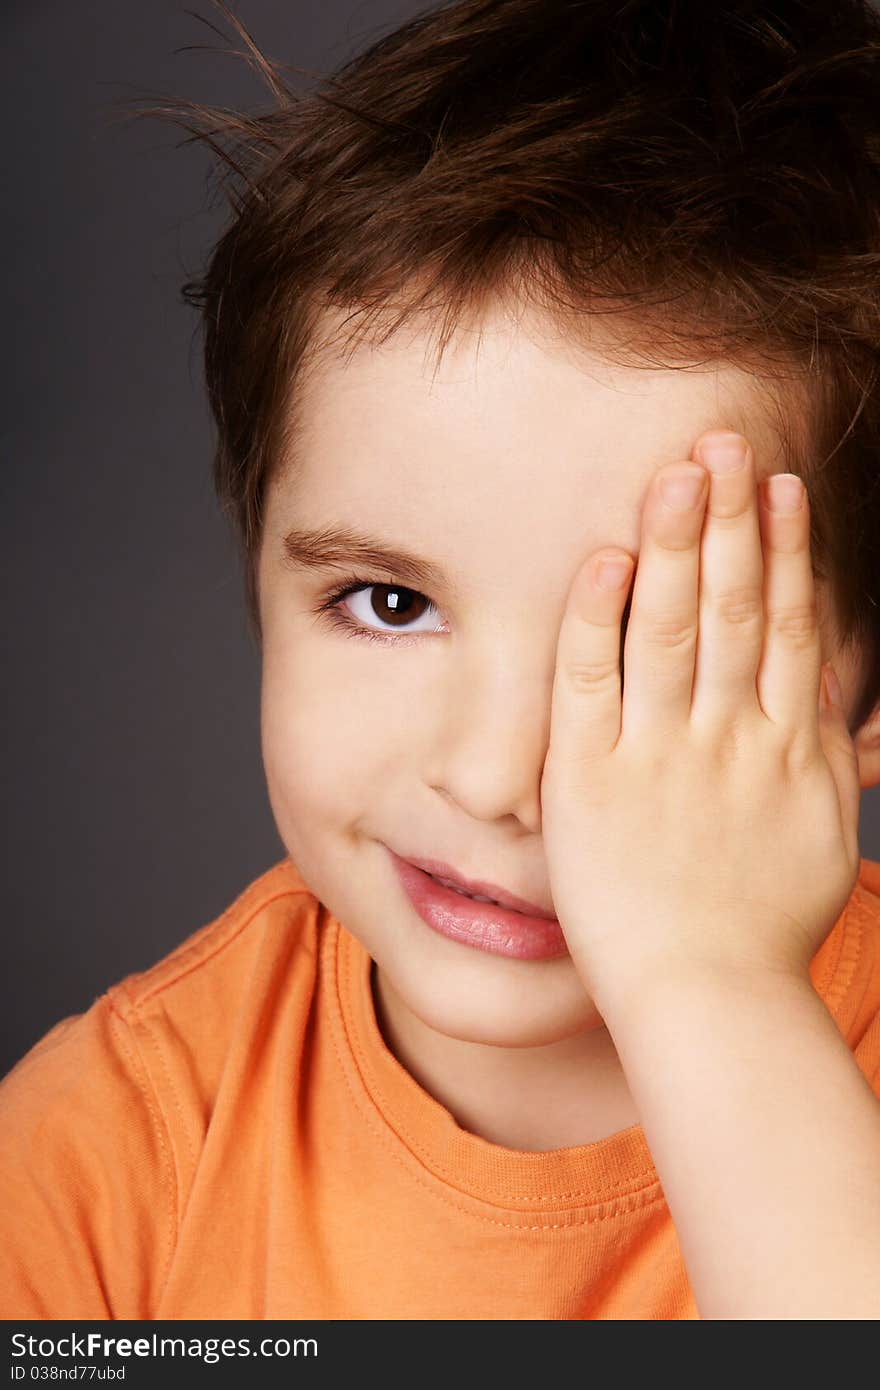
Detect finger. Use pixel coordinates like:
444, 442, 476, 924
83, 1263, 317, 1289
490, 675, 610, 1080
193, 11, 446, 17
690, 432, 765, 729
620, 462, 709, 739
755, 471, 823, 738
550, 548, 634, 762
819, 662, 863, 872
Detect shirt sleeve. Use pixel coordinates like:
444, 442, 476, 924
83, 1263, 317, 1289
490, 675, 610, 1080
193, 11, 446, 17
854, 1007, 880, 1099
0, 996, 176, 1319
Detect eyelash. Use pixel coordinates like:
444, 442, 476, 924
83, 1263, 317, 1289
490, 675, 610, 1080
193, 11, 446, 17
314, 574, 633, 651
313, 574, 440, 645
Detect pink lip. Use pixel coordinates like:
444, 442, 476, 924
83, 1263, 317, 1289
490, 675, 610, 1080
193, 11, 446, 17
398, 854, 557, 920
387, 848, 568, 962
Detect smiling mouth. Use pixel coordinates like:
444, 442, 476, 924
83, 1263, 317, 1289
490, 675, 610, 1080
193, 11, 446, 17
395, 850, 558, 919
424, 871, 505, 908
389, 850, 568, 960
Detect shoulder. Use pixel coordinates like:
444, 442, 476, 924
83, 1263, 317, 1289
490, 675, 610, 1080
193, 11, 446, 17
106, 855, 319, 1051
106, 856, 322, 1153
4, 856, 320, 1124
0, 856, 318, 1316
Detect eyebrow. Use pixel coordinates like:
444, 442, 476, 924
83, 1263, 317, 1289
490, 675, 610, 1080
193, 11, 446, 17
280, 524, 457, 596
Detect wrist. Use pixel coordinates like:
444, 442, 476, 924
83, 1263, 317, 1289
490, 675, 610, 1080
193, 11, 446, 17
588, 952, 816, 1033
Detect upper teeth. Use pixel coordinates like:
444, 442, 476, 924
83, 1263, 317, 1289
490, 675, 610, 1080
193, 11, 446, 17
431, 873, 499, 906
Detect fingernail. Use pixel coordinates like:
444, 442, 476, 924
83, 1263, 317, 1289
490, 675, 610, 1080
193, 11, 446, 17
595, 555, 633, 590
764, 473, 804, 512
699, 433, 748, 474
660, 469, 707, 510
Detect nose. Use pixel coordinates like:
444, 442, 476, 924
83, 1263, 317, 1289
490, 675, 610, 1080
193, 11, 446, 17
425, 650, 554, 834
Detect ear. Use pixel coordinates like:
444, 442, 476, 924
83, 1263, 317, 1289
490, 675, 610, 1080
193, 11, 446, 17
852, 700, 880, 790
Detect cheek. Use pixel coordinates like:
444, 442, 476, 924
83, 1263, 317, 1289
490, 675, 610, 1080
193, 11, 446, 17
263, 681, 346, 819
260, 651, 392, 843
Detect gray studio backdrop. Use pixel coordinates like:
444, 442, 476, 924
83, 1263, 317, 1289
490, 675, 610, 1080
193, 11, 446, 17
4, 1, 880, 1077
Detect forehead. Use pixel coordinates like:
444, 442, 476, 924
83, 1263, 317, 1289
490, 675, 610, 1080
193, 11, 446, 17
282, 301, 783, 472
265, 302, 787, 585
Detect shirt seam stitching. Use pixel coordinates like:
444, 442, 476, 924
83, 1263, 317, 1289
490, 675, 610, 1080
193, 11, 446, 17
327, 992, 665, 1227
105, 999, 178, 1315
332, 927, 663, 1218
112, 885, 314, 1013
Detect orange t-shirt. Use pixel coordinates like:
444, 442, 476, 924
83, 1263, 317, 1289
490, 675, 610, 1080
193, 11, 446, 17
2, 854, 880, 1320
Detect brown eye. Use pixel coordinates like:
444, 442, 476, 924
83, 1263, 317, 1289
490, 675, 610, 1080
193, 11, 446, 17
334, 582, 441, 636
366, 584, 429, 628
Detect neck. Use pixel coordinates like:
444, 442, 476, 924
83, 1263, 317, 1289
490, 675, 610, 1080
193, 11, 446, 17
370, 961, 640, 1151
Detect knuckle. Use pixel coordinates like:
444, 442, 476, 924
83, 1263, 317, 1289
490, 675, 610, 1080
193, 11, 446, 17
707, 496, 752, 523
578, 610, 625, 632
565, 656, 621, 693
643, 614, 699, 651
783, 730, 822, 779
765, 599, 818, 649
710, 585, 764, 627
654, 530, 699, 553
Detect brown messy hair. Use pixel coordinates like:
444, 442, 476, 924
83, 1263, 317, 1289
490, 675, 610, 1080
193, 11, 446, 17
135, 0, 880, 734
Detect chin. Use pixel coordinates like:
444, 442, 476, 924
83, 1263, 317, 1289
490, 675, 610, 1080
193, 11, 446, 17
375, 948, 606, 1048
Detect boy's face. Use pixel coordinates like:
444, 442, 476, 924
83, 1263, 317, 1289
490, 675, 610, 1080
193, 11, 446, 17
256, 303, 865, 1048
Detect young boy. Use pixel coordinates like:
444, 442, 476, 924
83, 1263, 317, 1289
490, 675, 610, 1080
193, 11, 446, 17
3, 0, 880, 1320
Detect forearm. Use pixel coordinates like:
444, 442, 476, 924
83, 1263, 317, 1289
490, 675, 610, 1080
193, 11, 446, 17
600, 965, 880, 1319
